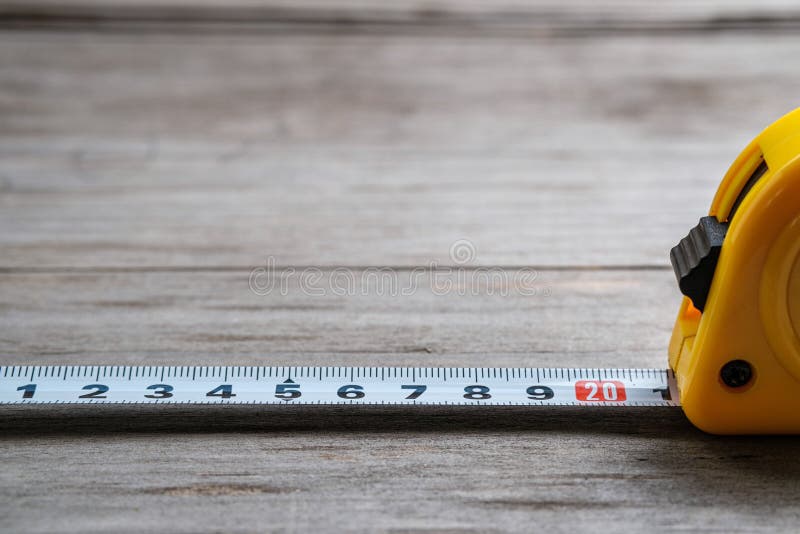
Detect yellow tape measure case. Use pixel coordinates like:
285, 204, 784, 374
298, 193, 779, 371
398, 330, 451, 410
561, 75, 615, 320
670, 107, 800, 434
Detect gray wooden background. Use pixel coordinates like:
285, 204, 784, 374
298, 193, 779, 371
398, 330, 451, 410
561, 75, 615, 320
2, 1, 800, 532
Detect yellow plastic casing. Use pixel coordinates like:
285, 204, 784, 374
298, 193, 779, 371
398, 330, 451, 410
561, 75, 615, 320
669, 107, 800, 434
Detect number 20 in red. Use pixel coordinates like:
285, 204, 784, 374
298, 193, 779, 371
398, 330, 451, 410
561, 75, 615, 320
575, 380, 627, 402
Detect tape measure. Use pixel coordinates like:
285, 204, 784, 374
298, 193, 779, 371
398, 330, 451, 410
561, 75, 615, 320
3, 108, 800, 435
0, 366, 678, 406
668, 107, 800, 434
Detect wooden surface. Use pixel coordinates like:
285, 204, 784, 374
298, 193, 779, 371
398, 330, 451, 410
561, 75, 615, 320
2, 1, 800, 532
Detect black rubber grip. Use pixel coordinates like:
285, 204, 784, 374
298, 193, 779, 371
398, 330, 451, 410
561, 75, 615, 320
670, 216, 728, 312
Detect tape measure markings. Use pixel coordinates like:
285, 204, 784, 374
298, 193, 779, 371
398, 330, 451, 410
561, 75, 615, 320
0, 366, 679, 407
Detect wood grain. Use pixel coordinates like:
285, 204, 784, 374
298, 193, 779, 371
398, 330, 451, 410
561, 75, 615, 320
4, 269, 800, 532
1, 0, 799, 35
3, 404, 800, 532
0, 269, 677, 367
3, 3, 800, 532
2, 32, 800, 268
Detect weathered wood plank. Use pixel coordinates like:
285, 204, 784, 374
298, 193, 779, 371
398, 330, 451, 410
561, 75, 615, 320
2, 269, 800, 532
3, 5, 800, 532
1, 149, 714, 268
2, 405, 800, 533
0, 269, 678, 367
0, 0, 798, 34
2, 32, 799, 268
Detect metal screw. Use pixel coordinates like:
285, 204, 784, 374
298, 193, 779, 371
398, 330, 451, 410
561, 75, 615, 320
720, 360, 753, 388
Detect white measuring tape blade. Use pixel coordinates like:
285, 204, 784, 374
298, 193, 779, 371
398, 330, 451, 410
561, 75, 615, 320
0, 366, 679, 406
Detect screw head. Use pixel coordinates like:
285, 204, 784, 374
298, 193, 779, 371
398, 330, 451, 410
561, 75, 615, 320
720, 360, 753, 388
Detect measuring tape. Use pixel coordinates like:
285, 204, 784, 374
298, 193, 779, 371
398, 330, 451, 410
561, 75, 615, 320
4, 109, 800, 434
0, 366, 678, 407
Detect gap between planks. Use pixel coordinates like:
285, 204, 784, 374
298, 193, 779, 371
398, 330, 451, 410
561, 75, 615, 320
0, 265, 673, 274
1, 2, 800, 37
